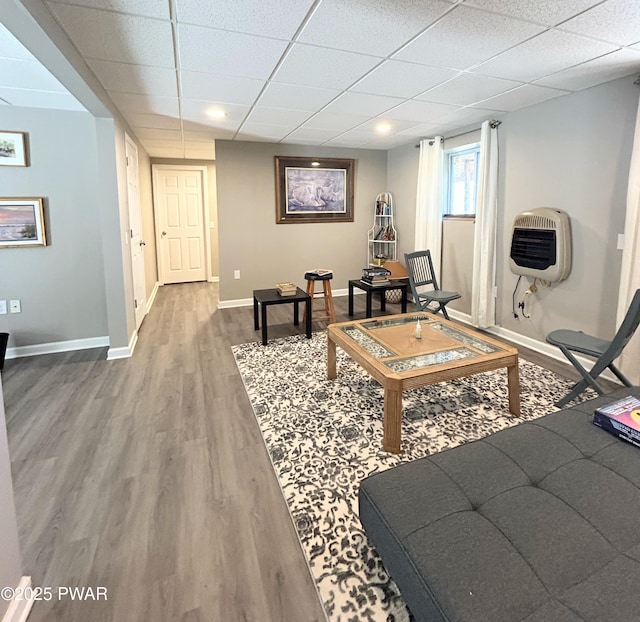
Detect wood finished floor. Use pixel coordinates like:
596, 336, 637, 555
2, 282, 618, 622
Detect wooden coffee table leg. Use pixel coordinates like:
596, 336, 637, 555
383, 388, 402, 453
327, 336, 336, 380
507, 362, 521, 416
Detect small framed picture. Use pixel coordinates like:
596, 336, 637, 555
0, 131, 28, 167
0, 198, 46, 248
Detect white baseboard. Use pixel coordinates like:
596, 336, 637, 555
5, 337, 109, 360
446, 308, 618, 384
218, 287, 352, 309
146, 281, 159, 314
1, 576, 33, 622
107, 329, 138, 360
208, 276, 220, 283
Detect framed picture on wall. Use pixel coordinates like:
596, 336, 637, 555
0, 198, 46, 248
275, 156, 355, 224
0, 131, 28, 167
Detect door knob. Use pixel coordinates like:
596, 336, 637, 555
161, 231, 167, 236
140, 240, 146, 246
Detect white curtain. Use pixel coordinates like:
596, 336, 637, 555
414, 137, 444, 278
471, 120, 499, 328
616, 95, 640, 384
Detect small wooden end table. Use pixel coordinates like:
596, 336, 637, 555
253, 288, 312, 346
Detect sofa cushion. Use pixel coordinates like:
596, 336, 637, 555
359, 387, 640, 622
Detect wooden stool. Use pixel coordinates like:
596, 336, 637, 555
304, 272, 336, 324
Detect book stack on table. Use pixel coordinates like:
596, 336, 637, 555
361, 267, 391, 286
276, 282, 297, 296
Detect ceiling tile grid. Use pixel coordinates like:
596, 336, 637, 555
0, 0, 637, 155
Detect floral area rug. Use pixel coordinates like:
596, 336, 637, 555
231, 332, 583, 621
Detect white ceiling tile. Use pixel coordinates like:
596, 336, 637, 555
0, 58, 69, 92
429, 105, 503, 125
303, 111, 371, 131
393, 121, 455, 139
298, 0, 451, 57
179, 71, 264, 104
132, 127, 183, 141
48, 3, 175, 67
46, 0, 170, 19
183, 130, 221, 142
350, 60, 459, 98
534, 49, 640, 91
394, 5, 545, 70
462, 0, 602, 27
383, 99, 459, 122
87, 60, 177, 96
238, 122, 291, 137
258, 82, 341, 111
273, 44, 381, 90
416, 73, 523, 106
354, 118, 421, 134
473, 30, 619, 82
244, 107, 312, 127
0, 24, 37, 60
324, 131, 372, 147
182, 120, 237, 139
139, 138, 183, 150
181, 99, 250, 130
472, 84, 569, 111
178, 24, 288, 79
323, 92, 404, 117
236, 123, 291, 140
175, 0, 315, 39
280, 137, 327, 145
285, 127, 345, 142
123, 112, 182, 130
0, 86, 86, 111
560, 0, 640, 46
109, 92, 179, 115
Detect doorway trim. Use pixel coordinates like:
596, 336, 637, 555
152, 164, 212, 285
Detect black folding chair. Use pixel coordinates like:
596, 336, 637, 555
404, 250, 461, 320
546, 289, 640, 407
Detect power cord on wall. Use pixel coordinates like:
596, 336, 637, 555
513, 277, 542, 319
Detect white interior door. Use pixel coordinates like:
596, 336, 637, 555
154, 167, 207, 284
125, 135, 147, 330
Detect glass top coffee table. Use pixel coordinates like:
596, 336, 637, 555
327, 312, 520, 453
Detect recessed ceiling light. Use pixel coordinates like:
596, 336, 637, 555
376, 122, 392, 134
206, 107, 226, 119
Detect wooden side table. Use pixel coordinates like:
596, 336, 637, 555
253, 288, 312, 345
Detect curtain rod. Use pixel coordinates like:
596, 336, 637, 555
415, 119, 502, 147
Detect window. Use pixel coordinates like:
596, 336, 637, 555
445, 145, 480, 216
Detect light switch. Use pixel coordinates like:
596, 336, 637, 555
0, 300, 6, 314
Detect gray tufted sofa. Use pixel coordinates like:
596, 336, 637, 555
359, 387, 640, 622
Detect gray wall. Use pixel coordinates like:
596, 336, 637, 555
0, 379, 23, 619
215, 141, 387, 301
0, 107, 108, 348
387, 76, 638, 346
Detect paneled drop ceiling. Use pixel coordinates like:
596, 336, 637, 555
2, 0, 640, 158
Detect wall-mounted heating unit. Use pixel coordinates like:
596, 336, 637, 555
509, 208, 571, 282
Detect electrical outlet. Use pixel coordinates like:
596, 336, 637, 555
9, 299, 21, 313
234, 270, 240, 279
0, 300, 6, 315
